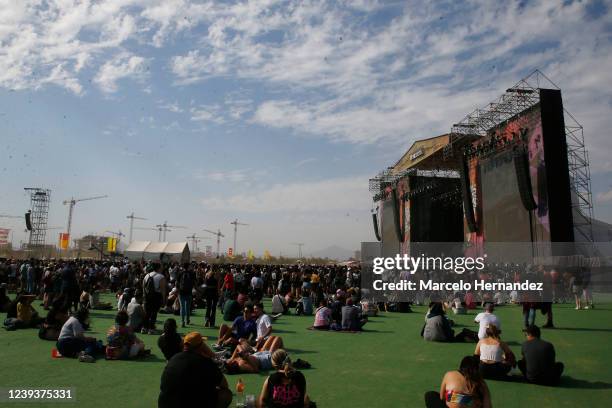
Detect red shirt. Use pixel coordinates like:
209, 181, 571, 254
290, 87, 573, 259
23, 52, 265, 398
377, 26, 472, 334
224, 273, 234, 290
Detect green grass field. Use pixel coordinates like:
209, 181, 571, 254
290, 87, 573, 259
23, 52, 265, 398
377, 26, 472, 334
2, 295, 612, 408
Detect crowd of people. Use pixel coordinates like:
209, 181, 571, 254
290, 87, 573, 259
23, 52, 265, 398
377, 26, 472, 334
0, 257, 581, 407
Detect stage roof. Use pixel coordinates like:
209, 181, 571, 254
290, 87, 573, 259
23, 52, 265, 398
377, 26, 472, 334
391, 133, 481, 173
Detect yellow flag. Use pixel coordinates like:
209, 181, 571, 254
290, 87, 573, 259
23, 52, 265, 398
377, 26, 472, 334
247, 249, 254, 260
263, 250, 271, 260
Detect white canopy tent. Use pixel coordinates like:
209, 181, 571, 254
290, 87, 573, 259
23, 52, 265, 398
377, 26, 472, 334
124, 241, 151, 261
123, 241, 190, 263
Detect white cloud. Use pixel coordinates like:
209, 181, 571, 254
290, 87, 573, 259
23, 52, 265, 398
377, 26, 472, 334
597, 190, 612, 204
201, 176, 371, 213
94, 53, 148, 93
189, 104, 227, 124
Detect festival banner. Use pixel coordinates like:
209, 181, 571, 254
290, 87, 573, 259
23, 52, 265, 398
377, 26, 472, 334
228, 247, 233, 257
0, 228, 10, 245
107, 237, 117, 252
59, 233, 70, 249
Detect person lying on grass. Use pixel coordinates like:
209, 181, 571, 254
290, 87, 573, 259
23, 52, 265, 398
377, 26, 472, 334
214, 304, 257, 349
224, 336, 284, 374
106, 310, 150, 360
257, 349, 311, 408
424, 355, 492, 408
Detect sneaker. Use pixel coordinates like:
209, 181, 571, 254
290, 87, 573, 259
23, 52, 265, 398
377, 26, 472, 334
181, 322, 186, 328
212, 343, 223, 351
78, 353, 95, 363
141, 328, 147, 334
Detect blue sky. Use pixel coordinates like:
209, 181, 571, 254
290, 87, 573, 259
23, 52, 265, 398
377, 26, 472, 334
1, 0, 611, 255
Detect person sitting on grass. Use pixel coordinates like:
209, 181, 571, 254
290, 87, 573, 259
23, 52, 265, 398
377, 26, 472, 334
518, 325, 564, 386
159, 332, 232, 408
224, 337, 285, 374
127, 290, 145, 333
56, 308, 103, 362
222, 292, 242, 322
474, 303, 501, 340
425, 355, 492, 408
474, 324, 516, 380
158, 318, 183, 361
39, 297, 69, 341
341, 298, 367, 331
214, 304, 257, 349
4, 294, 43, 330
257, 349, 311, 408
312, 298, 332, 330
422, 302, 478, 343
253, 303, 273, 350
271, 289, 288, 315
106, 310, 149, 360
295, 289, 313, 316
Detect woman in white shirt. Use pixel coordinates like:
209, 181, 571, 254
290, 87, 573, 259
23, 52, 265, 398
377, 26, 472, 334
56, 308, 100, 361
474, 324, 515, 380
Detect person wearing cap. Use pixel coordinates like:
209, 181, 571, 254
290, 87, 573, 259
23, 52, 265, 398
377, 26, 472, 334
518, 325, 564, 385
158, 332, 231, 408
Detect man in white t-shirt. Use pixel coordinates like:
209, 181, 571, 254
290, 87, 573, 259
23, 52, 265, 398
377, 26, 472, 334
253, 302, 273, 350
474, 303, 501, 340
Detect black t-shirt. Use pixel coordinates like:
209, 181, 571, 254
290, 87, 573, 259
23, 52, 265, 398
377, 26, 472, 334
265, 371, 306, 408
159, 351, 223, 408
522, 338, 556, 381
157, 332, 183, 361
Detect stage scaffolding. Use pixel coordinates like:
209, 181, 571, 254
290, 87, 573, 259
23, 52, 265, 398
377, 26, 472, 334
24, 187, 51, 248
370, 70, 594, 242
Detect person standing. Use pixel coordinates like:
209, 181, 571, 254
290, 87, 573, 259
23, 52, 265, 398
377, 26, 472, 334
142, 264, 166, 334
176, 264, 195, 328
204, 269, 219, 328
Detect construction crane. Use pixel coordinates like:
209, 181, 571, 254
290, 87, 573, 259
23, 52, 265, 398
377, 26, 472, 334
155, 221, 186, 241
126, 212, 147, 244
203, 228, 225, 257
0, 214, 22, 219
62, 195, 108, 244
105, 230, 125, 239
230, 219, 248, 256
185, 233, 209, 253
291, 242, 305, 258
133, 227, 161, 241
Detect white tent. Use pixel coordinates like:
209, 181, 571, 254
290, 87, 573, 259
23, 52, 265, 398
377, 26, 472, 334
164, 242, 190, 263
123, 241, 190, 263
143, 242, 170, 262
124, 241, 151, 261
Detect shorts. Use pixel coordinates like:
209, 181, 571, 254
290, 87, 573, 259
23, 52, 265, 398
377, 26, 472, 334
253, 351, 273, 371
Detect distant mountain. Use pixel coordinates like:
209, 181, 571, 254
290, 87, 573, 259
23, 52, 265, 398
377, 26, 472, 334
309, 245, 355, 261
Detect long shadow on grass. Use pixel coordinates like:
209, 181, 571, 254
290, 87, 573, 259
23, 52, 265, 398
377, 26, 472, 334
286, 348, 317, 354
553, 327, 612, 333
559, 376, 612, 389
